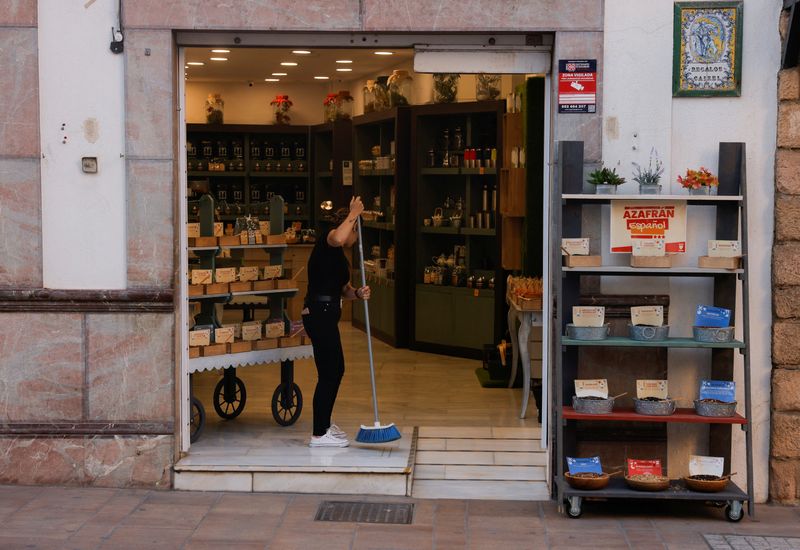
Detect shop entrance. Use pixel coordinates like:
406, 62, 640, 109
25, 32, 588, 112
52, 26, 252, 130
175, 33, 552, 500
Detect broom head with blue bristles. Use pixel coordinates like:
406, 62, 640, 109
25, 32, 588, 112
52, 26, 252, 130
355, 422, 402, 444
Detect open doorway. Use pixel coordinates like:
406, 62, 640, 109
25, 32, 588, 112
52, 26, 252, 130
177, 39, 551, 499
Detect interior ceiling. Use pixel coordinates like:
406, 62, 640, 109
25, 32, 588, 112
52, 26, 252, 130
185, 47, 414, 85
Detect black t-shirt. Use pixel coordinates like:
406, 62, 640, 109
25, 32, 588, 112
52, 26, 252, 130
306, 231, 350, 301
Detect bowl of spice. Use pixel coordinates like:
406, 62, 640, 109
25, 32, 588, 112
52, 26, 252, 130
684, 474, 730, 493
572, 395, 615, 415
625, 473, 670, 492
694, 399, 737, 417
564, 471, 611, 490
633, 397, 676, 416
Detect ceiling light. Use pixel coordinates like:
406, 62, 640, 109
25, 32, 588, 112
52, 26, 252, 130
210, 57, 228, 61
281, 62, 298, 66
187, 62, 204, 66
265, 78, 280, 82
374, 51, 394, 56
336, 68, 352, 72
272, 72, 287, 76
292, 50, 311, 55
336, 59, 353, 64
314, 76, 330, 80
184, 65, 189, 69
211, 49, 230, 53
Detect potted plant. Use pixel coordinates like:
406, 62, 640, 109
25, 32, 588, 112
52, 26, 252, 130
677, 166, 719, 195
587, 166, 626, 195
632, 148, 665, 195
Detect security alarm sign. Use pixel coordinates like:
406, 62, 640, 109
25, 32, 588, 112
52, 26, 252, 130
558, 59, 597, 113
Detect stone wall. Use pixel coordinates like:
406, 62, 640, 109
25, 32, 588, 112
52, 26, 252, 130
772, 9, 800, 504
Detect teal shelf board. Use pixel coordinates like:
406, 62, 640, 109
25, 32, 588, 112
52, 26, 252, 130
420, 226, 461, 235
460, 228, 496, 236
249, 172, 309, 178
188, 171, 246, 178
561, 336, 745, 349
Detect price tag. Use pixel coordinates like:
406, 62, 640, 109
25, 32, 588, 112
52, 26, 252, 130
708, 240, 741, 258
631, 306, 664, 327
561, 238, 590, 256
215, 267, 237, 284
239, 266, 259, 282
699, 380, 736, 403
189, 329, 210, 347
241, 323, 262, 341
689, 455, 725, 477
695, 305, 731, 327
632, 238, 666, 257
214, 327, 235, 344
187, 223, 200, 238
572, 306, 605, 327
567, 456, 603, 475
191, 269, 212, 285
575, 379, 608, 398
636, 380, 668, 399
627, 459, 663, 476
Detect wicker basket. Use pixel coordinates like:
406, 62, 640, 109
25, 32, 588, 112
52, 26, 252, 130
684, 476, 729, 493
572, 395, 614, 414
624, 475, 670, 492
564, 472, 610, 490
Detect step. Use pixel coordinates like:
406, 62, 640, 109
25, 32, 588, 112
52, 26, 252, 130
417, 426, 542, 439
411, 479, 550, 501
175, 470, 408, 495
415, 450, 548, 466
417, 438, 539, 452
414, 464, 546, 481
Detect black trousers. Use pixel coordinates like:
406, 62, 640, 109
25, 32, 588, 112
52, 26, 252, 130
302, 301, 345, 436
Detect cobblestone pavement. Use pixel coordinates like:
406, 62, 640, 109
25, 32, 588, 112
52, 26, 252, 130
1, 485, 799, 549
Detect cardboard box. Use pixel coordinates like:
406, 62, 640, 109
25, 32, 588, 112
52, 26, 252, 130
267, 234, 287, 245
563, 255, 601, 267
265, 320, 285, 338
239, 266, 259, 282
698, 256, 741, 269
259, 221, 270, 235
201, 343, 228, 357
253, 280, 275, 291
191, 269, 213, 285
189, 329, 211, 347
230, 281, 252, 292
189, 347, 201, 359
189, 236, 218, 247
254, 338, 278, 350
214, 327, 235, 344
205, 282, 229, 295
275, 279, 293, 289
187, 223, 200, 238
188, 284, 205, 297
214, 222, 224, 237
219, 235, 240, 246
279, 336, 302, 348
215, 267, 237, 284
225, 323, 242, 339
241, 323, 262, 341
261, 265, 283, 279
229, 340, 253, 354
708, 240, 741, 258
561, 238, 590, 256
631, 255, 672, 268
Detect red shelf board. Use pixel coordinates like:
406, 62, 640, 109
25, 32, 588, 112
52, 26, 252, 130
562, 406, 746, 425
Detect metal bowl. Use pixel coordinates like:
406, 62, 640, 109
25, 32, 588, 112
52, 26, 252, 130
566, 323, 610, 341
629, 324, 670, 341
633, 398, 676, 416
572, 395, 614, 414
693, 326, 734, 343
694, 399, 737, 417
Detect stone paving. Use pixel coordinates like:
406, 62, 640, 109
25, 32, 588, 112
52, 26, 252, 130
1, 485, 800, 549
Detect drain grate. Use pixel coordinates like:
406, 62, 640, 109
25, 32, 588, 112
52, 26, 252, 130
703, 534, 800, 549
315, 501, 414, 524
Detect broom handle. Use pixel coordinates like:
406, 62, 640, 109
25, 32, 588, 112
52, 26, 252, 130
356, 216, 380, 425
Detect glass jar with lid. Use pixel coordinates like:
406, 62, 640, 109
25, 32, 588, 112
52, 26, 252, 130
433, 73, 460, 103
270, 95, 293, 125
374, 76, 390, 111
387, 70, 412, 107
205, 93, 224, 124
363, 80, 377, 113
476, 73, 501, 101
323, 93, 338, 122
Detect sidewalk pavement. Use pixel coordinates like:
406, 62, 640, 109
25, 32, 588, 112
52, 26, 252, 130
1, 485, 799, 550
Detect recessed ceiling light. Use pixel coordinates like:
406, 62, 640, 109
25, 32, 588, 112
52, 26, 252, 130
184, 65, 189, 69
292, 50, 311, 55
336, 59, 353, 64
211, 49, 230, 53
265, 78, 280, 82
272, 72, 288, 76
187, 62, 204, 66
210, 57, 228, 61
374, 51, 394, 56
281, 62, 298, 66
314, 76, 329, 80
336, 68, 353, 72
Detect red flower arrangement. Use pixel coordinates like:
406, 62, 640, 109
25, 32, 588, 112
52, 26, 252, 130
270, 95, 293, 125
677, 167, 719, 190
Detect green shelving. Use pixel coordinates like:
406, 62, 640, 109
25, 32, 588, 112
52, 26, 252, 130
561, 337, 745, 349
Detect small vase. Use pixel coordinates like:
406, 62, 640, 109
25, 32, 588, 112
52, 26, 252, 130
639, 183, 662, 195
595, 184, 618, 195
689, 186, 713, 195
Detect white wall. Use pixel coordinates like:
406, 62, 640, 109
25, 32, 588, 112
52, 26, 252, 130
602, 0, 779, 502
38, 0, 126, 289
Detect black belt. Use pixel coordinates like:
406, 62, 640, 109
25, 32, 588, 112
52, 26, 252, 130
305, 294, 337, 303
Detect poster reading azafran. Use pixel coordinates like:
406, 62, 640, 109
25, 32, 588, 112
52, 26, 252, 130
610, 201, 687, 254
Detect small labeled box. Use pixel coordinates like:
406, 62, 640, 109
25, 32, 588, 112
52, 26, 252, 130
241, 323, 262, 341
214, 327, 235, 345
187, 223, 200, 238
191, 269, 213, 285
265, 320, 285, 338
189, 328, 211, 347
239, 266, 259, 282
215, 267, 237, 284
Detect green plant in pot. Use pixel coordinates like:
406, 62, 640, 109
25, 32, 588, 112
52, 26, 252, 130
587, 166, 626, 195
632, 148, 664, 195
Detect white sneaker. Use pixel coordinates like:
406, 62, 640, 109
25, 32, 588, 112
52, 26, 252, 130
309, 431, 349, 448
329, 424, 347, 440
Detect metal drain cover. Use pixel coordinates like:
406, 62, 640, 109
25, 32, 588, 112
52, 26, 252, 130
315, 501, 414, 524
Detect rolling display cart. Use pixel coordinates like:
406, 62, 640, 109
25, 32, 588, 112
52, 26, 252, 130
188, 194, 311, 442
552, 141, 753, 521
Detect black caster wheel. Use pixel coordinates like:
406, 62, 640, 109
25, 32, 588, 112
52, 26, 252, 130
725, 501, 744, 522
565, 497, 582, 519
190, 397, 205, 443
272, 382, 303, 426
213, 377, 247, 419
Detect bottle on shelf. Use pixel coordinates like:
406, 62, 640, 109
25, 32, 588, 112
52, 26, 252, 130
482, 183, 488, 211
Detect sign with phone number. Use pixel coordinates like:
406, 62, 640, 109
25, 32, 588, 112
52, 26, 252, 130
558, 59, 597, 114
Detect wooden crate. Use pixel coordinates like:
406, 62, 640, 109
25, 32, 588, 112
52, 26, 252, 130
275, 279, 293, 289
218, 235, 240, 246
698, 256, 741, 269
501, 217, 523, 270
201, 343, 228, 357
267, 234, 287, 245
253, 280, 275, 291
254, 338, 278, 350
189, 347, 200, 359
205, 282, 230, 294
500, 167, 526, 217
631, 255, 672, 268
564, 255, 602, 267
230, 281, 252, 292
229, 340, 253, 354
279, 336, 303, 348
188, 284, 205, 296
189, 236, 218, 247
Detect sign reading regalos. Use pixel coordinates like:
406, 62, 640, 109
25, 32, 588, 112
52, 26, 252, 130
610, 200, 687, 253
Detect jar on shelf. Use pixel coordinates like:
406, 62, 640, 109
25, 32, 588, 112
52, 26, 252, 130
323, 93, 338, 122
433, 73, 460, 103
205, 93, 224, 124
387, 70, 412, 107
374, 76, 390, 111
270, 94, 293, 125
363, 80, 377, 113
475, 73, 501, 101
335, 90, 354, 120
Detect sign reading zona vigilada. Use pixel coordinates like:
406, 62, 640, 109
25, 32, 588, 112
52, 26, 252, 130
558, 59, 597, 113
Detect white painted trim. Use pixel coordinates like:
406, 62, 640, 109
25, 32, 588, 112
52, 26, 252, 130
177, 48, 191, 453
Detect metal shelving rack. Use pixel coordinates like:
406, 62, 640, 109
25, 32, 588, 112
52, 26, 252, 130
552, 141, 754, 521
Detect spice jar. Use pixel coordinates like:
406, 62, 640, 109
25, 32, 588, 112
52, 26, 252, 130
387, 70, 412, 107
323, 93, 338, 122
476, 74, 501, 101
324, 91, 354, 122
363, 80, 377, 113
270, 95, 293, 125
433, 73, 460, 103
374, 76, 390, 111
205, 93, 224, 124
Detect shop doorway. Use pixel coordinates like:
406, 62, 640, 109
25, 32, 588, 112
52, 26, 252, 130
175, 34, 552, 499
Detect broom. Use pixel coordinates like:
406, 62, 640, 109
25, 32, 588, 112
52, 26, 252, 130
354, 216, 401, 444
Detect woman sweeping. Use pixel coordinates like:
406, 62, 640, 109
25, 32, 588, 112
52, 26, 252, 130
303, 197, 370, 448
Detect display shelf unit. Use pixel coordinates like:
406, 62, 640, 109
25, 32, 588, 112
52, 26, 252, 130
410, 100, 504, 358
351, 107, 410, 347
552, 141, 753, 521
186, 124, 311, 230
311, 119, 353, 228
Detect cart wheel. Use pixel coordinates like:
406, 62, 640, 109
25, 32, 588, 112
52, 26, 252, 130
272, 382, 303, 426
190, 397, 205, 443
725, 501, 743, 522
213, 377, 247, 419
566, 497, 582, 519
